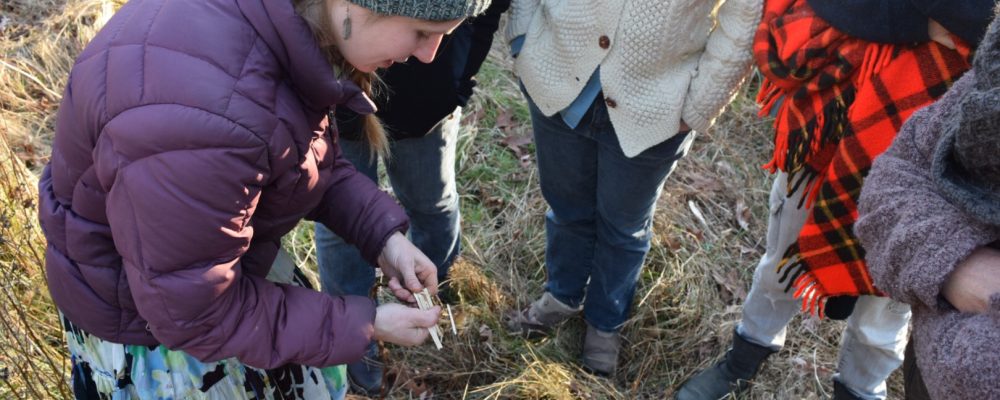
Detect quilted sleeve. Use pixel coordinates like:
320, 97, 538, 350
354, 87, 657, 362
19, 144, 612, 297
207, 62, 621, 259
97, 104, 375, 369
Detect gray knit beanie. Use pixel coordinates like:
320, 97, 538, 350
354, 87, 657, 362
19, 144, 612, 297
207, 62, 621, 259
932, 7, 1000, 226
348, 0, 491, 21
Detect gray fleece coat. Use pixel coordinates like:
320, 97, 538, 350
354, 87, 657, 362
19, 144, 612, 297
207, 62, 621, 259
856, 50, 1000, 400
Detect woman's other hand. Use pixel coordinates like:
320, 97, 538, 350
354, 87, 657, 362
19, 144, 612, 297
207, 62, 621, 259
373, 303, 441, 346
942, 247, 1000, 313
679, 119, 691, 132
377, 232, 439, 302
929, 19, 957, 49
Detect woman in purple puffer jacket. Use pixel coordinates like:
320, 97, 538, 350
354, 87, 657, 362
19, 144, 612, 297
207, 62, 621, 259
38, 0, 490, 398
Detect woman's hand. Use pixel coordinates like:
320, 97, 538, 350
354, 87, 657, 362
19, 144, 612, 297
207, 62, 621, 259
377, 232, 438, 303
373, 303, 441, 346
929, 19, 956, 49
942, 247, 1000, 313
679, 119, 691, 132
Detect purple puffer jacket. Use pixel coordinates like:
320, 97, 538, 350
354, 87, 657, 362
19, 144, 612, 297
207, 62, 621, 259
38, 0, 408, 369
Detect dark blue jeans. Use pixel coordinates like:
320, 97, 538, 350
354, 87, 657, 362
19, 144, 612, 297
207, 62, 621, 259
527, 92, 692, 332
315, 108, 462, 298
314, 109, 461, 392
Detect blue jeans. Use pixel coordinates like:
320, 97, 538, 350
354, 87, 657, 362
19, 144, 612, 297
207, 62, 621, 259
526, 92, 693, 333
315, 108, 462, 298
314, 108, 461, 393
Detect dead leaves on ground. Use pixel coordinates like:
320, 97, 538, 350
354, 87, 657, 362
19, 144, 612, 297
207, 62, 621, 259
711, 267, 748, 304
496, 108, 533, 168
735, 198, 751, 231
668, 165, 758, 250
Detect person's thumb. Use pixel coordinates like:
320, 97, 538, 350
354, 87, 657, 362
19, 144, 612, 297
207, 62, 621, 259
414, 306, 441, 328
414, 254, 439, 295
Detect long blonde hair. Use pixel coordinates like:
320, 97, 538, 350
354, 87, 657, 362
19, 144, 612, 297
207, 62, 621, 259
293, 0, 389, 160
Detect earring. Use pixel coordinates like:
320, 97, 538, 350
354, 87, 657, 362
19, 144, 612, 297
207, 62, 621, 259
342, 5, 352, 40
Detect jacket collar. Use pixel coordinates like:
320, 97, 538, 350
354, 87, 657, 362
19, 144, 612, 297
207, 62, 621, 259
235, 0, 376, 114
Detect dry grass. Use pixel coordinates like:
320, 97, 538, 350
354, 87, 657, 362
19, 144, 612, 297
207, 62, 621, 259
1, 1, 122, 398
0, 133, 69, 399
0, 1, 903, 399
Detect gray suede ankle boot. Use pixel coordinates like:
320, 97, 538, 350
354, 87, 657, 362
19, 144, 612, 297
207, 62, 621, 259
675, 329, 777, 400
506, 292, 581, 338
582, 323, 620, 377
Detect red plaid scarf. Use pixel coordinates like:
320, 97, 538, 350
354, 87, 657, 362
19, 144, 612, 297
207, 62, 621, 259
754, 0, 972, 315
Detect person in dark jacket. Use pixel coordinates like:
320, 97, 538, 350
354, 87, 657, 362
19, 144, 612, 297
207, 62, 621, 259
39, 0, 490, 398
856, 9, 1000, 399
675, 0, 995, 399
312, 0, 509, 395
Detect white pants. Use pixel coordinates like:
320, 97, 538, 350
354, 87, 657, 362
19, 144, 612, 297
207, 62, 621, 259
737, 172, 911, 400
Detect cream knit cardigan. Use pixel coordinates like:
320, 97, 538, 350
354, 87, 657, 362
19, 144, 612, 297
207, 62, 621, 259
508, 0, 762, 157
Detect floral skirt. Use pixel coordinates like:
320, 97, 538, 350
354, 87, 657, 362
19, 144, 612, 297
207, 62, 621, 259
63, 252, 347, 399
